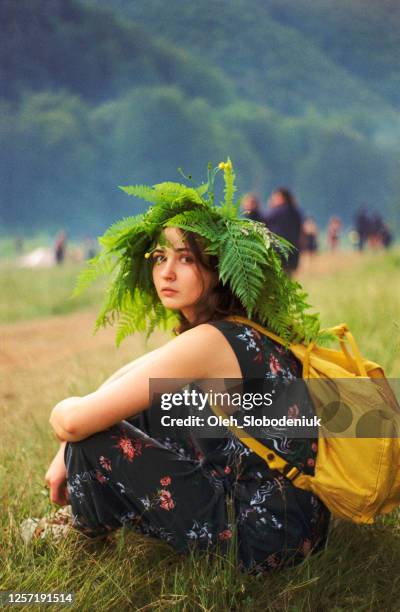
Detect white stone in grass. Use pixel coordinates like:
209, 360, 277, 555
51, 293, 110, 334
20, 506, 73, 544
20, 518, 41, 545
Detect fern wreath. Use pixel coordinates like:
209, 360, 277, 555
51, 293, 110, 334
75, 160, 323, 346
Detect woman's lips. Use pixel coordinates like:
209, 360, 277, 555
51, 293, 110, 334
161, 288, 178, 295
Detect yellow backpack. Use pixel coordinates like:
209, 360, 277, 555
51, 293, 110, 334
212, 315, 400, 524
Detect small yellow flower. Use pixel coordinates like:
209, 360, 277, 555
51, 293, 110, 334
144, 252, 151, 259
218, 162, 226, 170
225, 159, 232, 170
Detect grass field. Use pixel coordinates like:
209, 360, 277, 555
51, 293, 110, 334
1, 249, 400, 611
0, 263, 107, 323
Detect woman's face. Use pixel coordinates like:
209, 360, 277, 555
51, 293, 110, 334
151, 227, 217, 323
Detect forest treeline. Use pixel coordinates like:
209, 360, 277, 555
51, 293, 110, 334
1, 0, 399, 234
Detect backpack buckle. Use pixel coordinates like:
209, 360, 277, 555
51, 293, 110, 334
283, 465, 301, 482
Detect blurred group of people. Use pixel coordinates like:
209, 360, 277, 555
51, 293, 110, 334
354, 207, 392, 251
12, 195, 394, 273
53, 232, 97, 264
241, 190, 394, 276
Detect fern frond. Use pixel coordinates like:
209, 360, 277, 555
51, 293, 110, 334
164, 209, 221, 243
218, 221, 267, 312
73, 252, 117, 296
99, 216, 146, 250
152, 182, 205, 206
115, 290, 177, 345
119, 185, 158, 203
115, 290, 150, 346
145, 198, 205, 231
196, 183, 209, 197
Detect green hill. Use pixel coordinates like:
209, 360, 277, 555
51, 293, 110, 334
87, 0, 398, 120
266, 0, 400, 108
1, 0, 233, 106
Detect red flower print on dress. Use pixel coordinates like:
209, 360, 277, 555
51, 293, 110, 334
160, 476, 171, 486
159, 489, 175, 511
113, 435, 142, 462
307, 458, 315, 468
288, 404, 300, 418
95, 470, 107, 484
269, 354, 281, 375
224, 466, 231, 474
99, 456, 112, 471
218, 529, 232, 541
311, 442, 318, 453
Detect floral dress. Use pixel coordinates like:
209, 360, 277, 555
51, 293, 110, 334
65, 320, 330, 572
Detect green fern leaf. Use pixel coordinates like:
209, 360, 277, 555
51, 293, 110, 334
73, 252, 117, 297
164, 209, 220, 243
119, 185, 158, 203
218, 222, 267, 312
152, 182, 205, 205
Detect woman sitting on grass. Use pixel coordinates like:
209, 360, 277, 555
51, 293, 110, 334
45, 161, 330, 572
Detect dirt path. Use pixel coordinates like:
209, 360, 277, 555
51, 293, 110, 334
0, 311, 112, 372
0, 309, 167, 374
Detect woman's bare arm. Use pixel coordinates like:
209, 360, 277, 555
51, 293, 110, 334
99, 347, 163, 388
50, 324, 233, 442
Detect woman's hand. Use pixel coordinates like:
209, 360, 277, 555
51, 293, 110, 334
45, 442, 69, 506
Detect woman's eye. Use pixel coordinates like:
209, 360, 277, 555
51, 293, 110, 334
181, 255, 194, 263
152, 254, 165, 264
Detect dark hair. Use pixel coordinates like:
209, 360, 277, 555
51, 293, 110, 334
168, 231, 246, 334
272, 187, 297, 208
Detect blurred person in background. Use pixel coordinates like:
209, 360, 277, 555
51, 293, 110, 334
326, 216, 342, 251
368, 213, 392, 249
380, 222, 393, 249
301, 217, 319, 272
240, 193, 264, 222
54, 231, 67, 265
354, 206, 370, 251
264, 187, 303, 276
301, 217, 319, 255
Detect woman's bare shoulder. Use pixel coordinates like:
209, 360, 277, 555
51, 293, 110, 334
158, 322, 241, 379
165, 322, 227, 349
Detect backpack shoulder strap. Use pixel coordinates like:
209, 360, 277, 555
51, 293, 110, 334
210, 401, 310, 487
